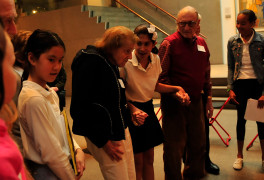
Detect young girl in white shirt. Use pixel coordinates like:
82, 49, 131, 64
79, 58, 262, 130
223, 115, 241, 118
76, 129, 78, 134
120, 24, 189, 180
18, 29, 85, 180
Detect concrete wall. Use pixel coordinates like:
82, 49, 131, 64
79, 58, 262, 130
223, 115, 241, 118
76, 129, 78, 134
17, 6, 105, 96
121, 0, 223, 64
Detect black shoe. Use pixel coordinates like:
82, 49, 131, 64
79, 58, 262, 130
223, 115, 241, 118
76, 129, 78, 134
205, 161, 220, 175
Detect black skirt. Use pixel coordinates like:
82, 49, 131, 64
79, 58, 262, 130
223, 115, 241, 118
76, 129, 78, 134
128, 100, 164, 154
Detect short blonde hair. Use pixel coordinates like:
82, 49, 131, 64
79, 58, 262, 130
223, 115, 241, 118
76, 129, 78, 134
95, 26, 136, 55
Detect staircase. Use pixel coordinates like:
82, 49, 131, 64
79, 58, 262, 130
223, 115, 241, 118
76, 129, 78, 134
82, 5, 168, 47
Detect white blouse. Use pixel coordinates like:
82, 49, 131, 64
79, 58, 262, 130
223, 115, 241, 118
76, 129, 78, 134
18, 81, 79, 180
120, 50, 162, 102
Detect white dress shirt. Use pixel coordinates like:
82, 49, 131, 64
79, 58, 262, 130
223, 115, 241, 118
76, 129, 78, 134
18, 81, 79, 180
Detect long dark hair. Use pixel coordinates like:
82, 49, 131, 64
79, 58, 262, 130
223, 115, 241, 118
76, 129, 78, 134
23, 29, 65, 80
134, 24, 158, 54
0, 18, 6, 108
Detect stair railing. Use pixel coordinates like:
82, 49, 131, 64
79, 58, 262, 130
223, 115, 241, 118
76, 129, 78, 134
145, 0, 176, 21
114, 0, 169, 36
144, 0, 207, 39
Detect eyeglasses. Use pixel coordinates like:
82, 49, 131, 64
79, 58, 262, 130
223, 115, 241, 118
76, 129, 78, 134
177, 21, 197, 27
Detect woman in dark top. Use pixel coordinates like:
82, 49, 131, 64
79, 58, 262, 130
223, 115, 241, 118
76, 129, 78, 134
71, 26, 137, 180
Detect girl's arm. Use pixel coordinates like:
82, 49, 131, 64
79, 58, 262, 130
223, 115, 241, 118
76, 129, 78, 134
155, 82, 184, 94
155, 83, 190, 105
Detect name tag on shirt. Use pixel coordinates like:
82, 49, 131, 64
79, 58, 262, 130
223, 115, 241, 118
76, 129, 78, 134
118, 79, 125, 88
197, 45, 206, 52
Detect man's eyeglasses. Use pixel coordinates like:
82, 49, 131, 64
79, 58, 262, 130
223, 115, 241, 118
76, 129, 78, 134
177, 21, 197, 27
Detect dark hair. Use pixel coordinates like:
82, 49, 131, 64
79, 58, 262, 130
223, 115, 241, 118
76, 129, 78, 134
134, 24, 158, 54
238, 9, 257, 23
0, 18, 6, 108
23, 29, 65, 80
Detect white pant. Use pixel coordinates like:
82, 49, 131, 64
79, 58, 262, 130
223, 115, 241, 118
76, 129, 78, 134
85, 128, 136, 180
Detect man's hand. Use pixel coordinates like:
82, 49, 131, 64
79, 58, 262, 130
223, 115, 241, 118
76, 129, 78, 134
75, 148, 86, 180
258, 95, 264, 109
229, 90, 239, 105
206, 98, 214, 119
103, 140, 124, 161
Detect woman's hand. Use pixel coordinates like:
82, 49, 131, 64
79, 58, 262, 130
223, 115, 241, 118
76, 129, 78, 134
103, 140, 124, 161
75, 148, 86, 180
257, 95, 264, 109
229, 90, 239, 105
132, 110, 148, 126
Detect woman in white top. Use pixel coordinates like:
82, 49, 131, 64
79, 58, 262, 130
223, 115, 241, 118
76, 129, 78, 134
120, 24, 189, 180
18, 29, 85, 180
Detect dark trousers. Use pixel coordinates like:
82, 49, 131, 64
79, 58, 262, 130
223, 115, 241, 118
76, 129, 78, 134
233, 79, 264, 140
161, 95, 206, 180
202, 94, 211, 163
25, 160, 59, 180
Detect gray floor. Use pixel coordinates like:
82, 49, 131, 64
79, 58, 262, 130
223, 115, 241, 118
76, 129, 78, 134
65, 97, 264, 180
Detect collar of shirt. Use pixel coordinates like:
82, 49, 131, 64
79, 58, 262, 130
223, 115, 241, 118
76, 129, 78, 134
240, 30, 254, 45
128, 50, 156, 70
22, 80, 53, 98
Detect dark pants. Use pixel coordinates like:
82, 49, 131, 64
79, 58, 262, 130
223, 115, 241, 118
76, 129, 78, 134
202, 94, 211, 163
25, 160, 59, 180
161, 95, 206, 180
233, 79, 264, 140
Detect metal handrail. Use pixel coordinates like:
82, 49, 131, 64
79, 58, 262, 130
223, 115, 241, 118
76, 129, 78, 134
144, 0, 207, 39
114, 0, 170, 36
145, 0, 176, 21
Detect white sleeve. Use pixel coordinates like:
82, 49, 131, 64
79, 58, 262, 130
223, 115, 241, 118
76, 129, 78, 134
73, 138, 81, 151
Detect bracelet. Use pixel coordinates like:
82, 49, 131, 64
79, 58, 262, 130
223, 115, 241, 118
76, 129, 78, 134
227, 89, 231, 92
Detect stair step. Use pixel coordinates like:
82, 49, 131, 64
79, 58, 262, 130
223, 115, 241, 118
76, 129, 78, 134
92, 10, 135, 17
212, 86, 226, 89
212, 97, 235, 109
108, 21, 146, 29
100, 16, 144, 24
84, 5, 128, 13
212, 86, 228, 97
211, 77, 227, 86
